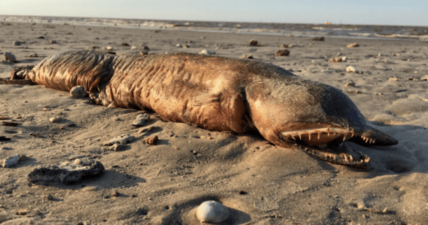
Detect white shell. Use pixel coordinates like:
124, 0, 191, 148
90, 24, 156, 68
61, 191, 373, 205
196, 200, 229, 223
346, 66, 357, 73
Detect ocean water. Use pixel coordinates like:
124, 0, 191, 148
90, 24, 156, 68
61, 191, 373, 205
1, 15, 428, 41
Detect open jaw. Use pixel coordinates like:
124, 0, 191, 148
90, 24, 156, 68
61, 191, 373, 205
280, 125, 374, 169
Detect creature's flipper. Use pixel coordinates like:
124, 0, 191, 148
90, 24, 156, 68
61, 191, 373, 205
349, 126, 398, 146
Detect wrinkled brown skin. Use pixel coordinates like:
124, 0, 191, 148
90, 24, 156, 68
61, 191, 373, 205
25, 50, 398, 169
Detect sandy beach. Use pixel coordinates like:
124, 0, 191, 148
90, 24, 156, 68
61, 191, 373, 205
1, 21, 428, 224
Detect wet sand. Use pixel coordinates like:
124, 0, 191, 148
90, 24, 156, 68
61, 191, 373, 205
1, 22, 428, 224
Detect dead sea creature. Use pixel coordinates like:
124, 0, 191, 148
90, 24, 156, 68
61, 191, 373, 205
8, 50, 398, 168
196, 200, 229, 224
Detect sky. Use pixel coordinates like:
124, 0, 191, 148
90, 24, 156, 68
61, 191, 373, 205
1, 0, 427, 26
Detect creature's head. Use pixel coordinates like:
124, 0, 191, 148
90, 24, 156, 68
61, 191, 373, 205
277, 80, 398, 148
246, 74, 398, 169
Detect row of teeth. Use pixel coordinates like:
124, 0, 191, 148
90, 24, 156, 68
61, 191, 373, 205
281, 127, 353, 141
281, 127, 376, 144
303, 148, 370, 165
362, 136, 376, 144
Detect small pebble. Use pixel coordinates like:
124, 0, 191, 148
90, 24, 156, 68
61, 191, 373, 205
249, 40, 258, 46
46, 194, 54, 201
275, 49, 290, 56
199, 49, 215, 55
347, 43, 359, 48
49, 117, 62, 123
145, 136, 158, 145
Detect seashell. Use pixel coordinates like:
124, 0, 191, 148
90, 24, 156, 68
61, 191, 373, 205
196, 200, 229, 224
346, 66, 357, 73
199, 49, 215, 55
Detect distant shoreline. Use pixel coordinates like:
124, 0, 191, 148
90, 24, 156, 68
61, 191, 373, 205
1, 15, 428, 41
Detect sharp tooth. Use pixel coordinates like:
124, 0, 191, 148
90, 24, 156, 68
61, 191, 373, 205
308, 133, 311, 141
327, 132, 330, 136
298, 134, 302, 140
349, 155, 353, 161
343, 135, 347, 141
291, 135, 296, 140
351, 132, 354, 137
373, 139, 376, 144
318, 132, 321, 139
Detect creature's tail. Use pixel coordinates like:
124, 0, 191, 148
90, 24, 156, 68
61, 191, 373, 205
0, 65, 35, 85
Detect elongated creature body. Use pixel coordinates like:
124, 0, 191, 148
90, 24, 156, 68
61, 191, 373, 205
22, 50, 397, 168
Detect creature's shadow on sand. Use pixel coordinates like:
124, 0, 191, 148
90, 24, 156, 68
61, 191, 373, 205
30, 170, 146, 190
